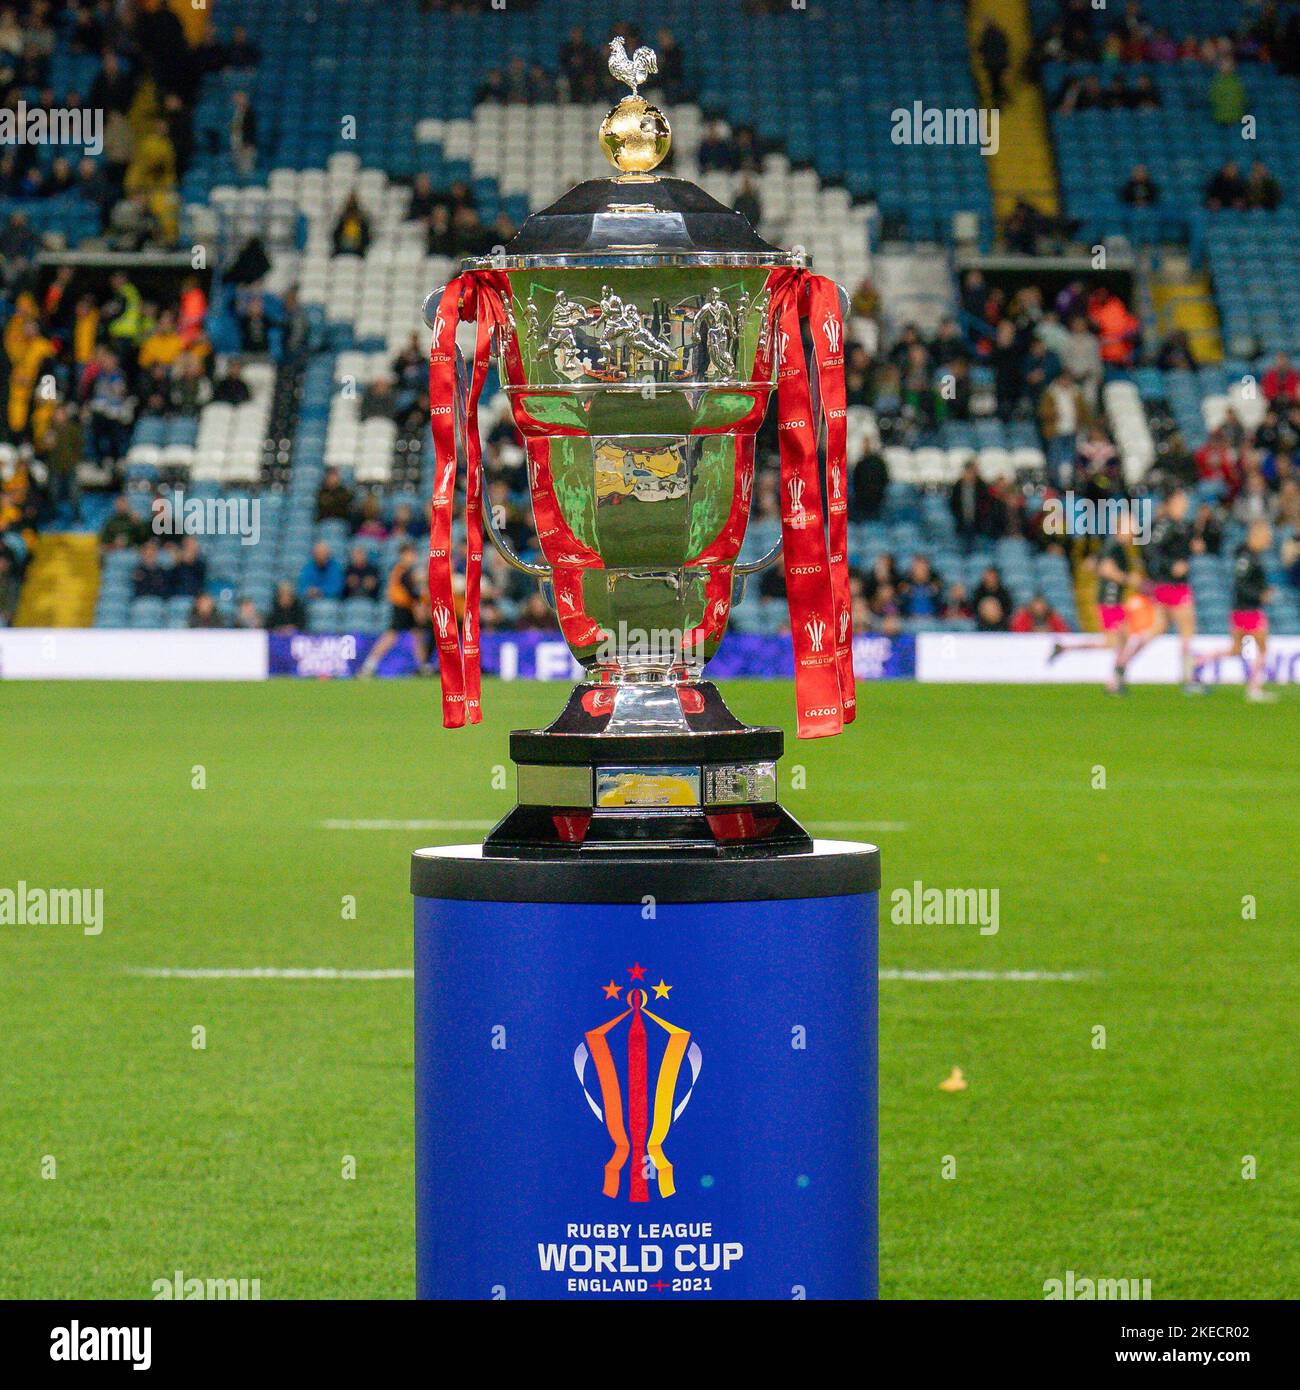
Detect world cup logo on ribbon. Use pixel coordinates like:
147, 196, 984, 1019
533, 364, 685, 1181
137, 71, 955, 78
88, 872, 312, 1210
804, 615, 827, 653
574, 963, 702, 1201
821, 312, 842, 355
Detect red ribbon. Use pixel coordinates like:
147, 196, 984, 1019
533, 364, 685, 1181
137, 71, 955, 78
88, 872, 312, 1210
807, 275, 856, 723
766, 268, 856, 738
427, 274, 503, 727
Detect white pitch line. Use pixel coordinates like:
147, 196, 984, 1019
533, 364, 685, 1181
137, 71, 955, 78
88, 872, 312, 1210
806, 820, 909, 833
126, 967, 1089, 983
320, 818, 909, 833
879, 969, 1093, 982
125, 967, 413, 980
321, 818, 497, 831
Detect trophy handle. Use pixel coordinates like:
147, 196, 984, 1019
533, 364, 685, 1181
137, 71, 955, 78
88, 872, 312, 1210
734, 537, 783, 578
480, 480, 551, 580
453, 345, 552, 581
732, 535, 783, 604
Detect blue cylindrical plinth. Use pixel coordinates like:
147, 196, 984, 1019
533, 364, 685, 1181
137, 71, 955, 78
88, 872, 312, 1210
413, 841, 878, 1300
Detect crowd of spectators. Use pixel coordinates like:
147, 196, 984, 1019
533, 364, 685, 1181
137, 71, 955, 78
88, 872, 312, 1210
845, 547, 1070, 637
6, 5, 1298, 641
92, 497, 269, 630
850, 271, 1140, 477
1168, 351, 1300, 528
0, 3, 278, 600
397, 176, 518, 264
0, 265, 223, 481
474, 24, 686, 106
834, 271, 1300, 631
1035, 1, 1292, 213
1033, 0, 1300, 74
96, 481, 434, 633
0, 3, 262, 252
1051, 55, 1258, 132
1202, 158, 1283, 211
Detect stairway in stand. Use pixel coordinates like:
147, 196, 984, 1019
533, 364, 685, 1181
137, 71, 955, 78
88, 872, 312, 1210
1072, 541, 1101, 633
13, 533, 101, 627
1149, 260, 1225, 365
967, 0, 1060, 225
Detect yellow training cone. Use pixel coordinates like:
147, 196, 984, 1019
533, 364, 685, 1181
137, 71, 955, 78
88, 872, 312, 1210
939, 1067, 968, 1092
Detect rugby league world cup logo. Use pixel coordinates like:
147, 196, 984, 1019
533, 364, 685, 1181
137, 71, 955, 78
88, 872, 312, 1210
574, 963, 702, 1201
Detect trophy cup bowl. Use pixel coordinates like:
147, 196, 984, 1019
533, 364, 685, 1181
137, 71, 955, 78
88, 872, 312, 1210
475, 250, 787, 682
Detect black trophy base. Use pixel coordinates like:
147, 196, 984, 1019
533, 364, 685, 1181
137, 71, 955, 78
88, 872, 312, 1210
483, 681, 815, 860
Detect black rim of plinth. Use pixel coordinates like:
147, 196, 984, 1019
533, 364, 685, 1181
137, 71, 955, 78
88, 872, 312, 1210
509, 726, 784, 766
411, 842, 880, 903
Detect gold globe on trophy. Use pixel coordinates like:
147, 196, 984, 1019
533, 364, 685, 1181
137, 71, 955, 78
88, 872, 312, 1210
599, 37, 671, 174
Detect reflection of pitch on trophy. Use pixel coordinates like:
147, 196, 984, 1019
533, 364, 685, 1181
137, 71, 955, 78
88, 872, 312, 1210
593, 440, 686, 501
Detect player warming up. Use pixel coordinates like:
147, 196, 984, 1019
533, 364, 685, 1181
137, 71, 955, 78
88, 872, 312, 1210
1196, 520, 1278, 703
1145, 488, 1203, 695
1049, 513, 1142, 693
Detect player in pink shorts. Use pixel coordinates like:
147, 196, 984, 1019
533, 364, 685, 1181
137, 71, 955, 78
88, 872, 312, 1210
1049, 514, 1141, 692
1151, 581, 1193, 609
1098, 602, 1127, 632
1196, 521, 1278, 702
1144, 489, 1202, 693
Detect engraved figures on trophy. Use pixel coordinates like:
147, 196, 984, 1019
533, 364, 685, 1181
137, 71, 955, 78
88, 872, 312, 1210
523, 284, 764, 385
538, 290, 587, 376
693, 288, 736, 376
596, 286, 677, 369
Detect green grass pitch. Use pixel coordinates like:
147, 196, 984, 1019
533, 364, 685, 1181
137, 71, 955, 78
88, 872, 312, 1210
1, 677, 1296, 1299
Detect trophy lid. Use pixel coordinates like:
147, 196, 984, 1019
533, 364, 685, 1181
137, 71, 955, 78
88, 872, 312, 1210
461, 37, 802, 271
477, 175, 793, 266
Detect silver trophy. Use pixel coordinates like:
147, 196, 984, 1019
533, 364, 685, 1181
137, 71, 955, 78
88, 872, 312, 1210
428, 40, 833, 856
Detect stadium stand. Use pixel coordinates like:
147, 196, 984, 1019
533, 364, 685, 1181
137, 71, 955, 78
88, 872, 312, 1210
2, 0, 1299, 645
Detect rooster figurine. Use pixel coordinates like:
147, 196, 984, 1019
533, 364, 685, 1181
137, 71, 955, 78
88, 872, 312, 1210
608, 36, 658, 95
599, 36, 671, 174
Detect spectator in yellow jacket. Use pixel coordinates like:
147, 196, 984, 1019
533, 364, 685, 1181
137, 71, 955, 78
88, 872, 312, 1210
7, 318, 56, 438
138, 310, 187, 371
73, 297, 100, 366
2, 291, 39, 364
124, 120, 180, 244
